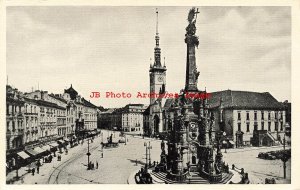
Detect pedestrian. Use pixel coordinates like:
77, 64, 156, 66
37, 166, 39, 174
32, 168, 35, 176
96, 161, 98, 169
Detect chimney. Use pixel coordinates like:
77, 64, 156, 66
41, 91, 44, 100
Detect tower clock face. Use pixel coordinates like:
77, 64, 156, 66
189, 122, 198, 140
158, 76, 163, 82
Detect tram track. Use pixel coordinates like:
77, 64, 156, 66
47, 142, 100, 184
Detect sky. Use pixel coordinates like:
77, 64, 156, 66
6, 6, 291, 108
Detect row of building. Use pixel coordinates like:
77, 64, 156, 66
6, 84, 98, 170
97, 90, 291, 148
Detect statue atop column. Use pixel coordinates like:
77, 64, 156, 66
185, 7, 200, 92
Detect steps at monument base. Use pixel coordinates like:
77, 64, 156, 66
186, 172, 209, 184
151, 171, 211, 184
219, 172, 234, 184
151, 171, 174, 184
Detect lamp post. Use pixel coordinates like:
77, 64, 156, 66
101, 132, 104, 158
282, 133, 287, 179
223, 131, 227, 153
87, 138, 91, 170
148, 141, 152, 166
144, 142, 148, 172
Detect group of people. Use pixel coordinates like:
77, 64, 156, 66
88, 161, 99, 170
30, 160, 41, 176
44, 154, 53, 163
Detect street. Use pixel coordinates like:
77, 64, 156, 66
222, 146, 291, 184
8, 130, 291, 184
15, 130, 162, 184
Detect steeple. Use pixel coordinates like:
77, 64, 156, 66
154, 8, 161, 67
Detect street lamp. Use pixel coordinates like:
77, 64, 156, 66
148, 141, 152, 166
87, 138, 91, 170
144, 141, 152, 171
144, 142, 148, 172
223, 131, 227, 153
101, 132, 104, 158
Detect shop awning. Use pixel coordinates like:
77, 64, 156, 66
17, 151, 30, 159
34, 147, 46, 154
229, 140, 235, 145
41, 145, 51, 151
25, 149, 39, 156
49, 142, 59, 147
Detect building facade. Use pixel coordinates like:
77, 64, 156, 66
98, 104, 146, 134
208, 90, 286, 147
6, 84, 99, 171
6, 86, 25, 169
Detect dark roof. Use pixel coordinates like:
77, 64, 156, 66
208, 90, 285, 110
143, 105, 150, 115
163, 98, 175, 109
37, 99, 65, 110
64, 84, 78, 100
24, 97, 65, 110
81, 98, 97, 108
49, 94, 67, 103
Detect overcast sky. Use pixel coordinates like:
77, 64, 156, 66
7, 6, 291, 108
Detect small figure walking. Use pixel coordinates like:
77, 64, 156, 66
32, 168, 35, 176
96, 161, 98, 169
37, 166, 40, 174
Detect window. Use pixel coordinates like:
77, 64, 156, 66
238, 112, 241, 120
246, 112, 250, 120
268, 122, 271, 131
238, 123, 241, 131
246, 123, 250, 132
268, 112, 271, 120
254, 123, 258, 131
12, 121, 15, 131
275, 112, 278, 119
261, 122, 264, 130
7, 121, 10, 130
280, 122, 283, 131
261, 112, 264, 120
6, 104, 9, 115
254, 111, 257, 120
275, 122, 278, 131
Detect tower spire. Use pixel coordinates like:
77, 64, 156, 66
156, 8, 159, 35
154, 8, 161, 67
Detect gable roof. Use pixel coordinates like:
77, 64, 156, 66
208, 90, 284, 110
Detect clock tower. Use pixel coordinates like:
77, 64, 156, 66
149, 9, 167, 136
149, 9, 167, 105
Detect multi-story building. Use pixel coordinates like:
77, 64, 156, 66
6, 85, 25, 169
208, 90, 286, 147
63, 85, 98, 137
98, 104, 147, 134
6, 84, 100, 173
121, 104, 146, 133
98, 108, 117, 130
23, 97, 39, 146
25, 91, 66, 142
